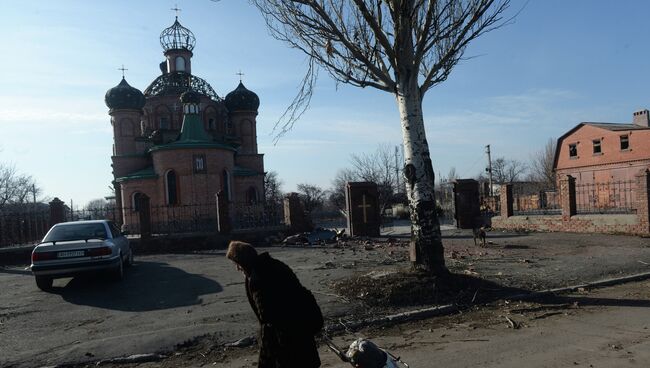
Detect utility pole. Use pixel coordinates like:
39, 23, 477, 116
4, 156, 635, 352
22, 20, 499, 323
486, 144, 493, 196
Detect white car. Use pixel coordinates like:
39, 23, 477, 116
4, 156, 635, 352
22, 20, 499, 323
30, 220, 133, 290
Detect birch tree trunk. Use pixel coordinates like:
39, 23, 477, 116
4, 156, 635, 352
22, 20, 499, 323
397, 81, 447, 276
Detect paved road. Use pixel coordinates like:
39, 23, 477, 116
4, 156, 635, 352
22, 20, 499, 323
2, 230, 650, 367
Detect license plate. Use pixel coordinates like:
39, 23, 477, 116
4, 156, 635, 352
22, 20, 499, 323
58, 250, 85, 258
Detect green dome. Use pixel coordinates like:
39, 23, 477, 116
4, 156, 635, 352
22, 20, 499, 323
105, 78, 146, 110
225, 82, 259, 112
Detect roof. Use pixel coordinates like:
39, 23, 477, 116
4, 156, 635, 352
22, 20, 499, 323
148, 113, 237, 152
115, 167, 157, 183
584, 122, 650, 132
234, 166, 263, 177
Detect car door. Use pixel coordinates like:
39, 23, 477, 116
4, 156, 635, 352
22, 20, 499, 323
108, 221, 128, 257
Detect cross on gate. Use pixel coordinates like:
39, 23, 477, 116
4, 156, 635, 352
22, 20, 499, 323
358, 194, 372, 224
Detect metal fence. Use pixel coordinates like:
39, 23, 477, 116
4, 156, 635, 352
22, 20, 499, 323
512, 186, 562, 215
232, 201, 285, 230
0, 207, 50, 248
575, 180, 636, 214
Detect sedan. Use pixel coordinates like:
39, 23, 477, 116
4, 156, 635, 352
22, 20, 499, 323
30, 220, 133, 290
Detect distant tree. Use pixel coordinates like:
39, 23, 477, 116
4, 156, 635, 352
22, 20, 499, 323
264, 171, 284, 207
296, 183, 326, 214
250, 0, 512, 275
491, 157, 527, 184
445, 167, 459, 183
528, 138, 557, 188
0, 163, 41, 210
329, 168, 357, 211
84, 198, 111, 220
329, 145, 402, 214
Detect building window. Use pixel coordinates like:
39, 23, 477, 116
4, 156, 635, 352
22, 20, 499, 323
166, 170, 178, 205
592, 139, 602, 154
246, 187, 258, 205
569, 143, 577, 158
193, 154, 206, 174
132, 192, 143, 212
620, 135, 629, 150
159, 117, 170, 130
175, 56, 186, 72
222, 170, 231, 200
208, 118, 216, 130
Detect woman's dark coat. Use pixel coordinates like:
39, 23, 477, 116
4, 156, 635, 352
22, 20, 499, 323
245, 252, 323, 368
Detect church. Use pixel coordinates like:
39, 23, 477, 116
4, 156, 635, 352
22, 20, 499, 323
104, 16, 264, 230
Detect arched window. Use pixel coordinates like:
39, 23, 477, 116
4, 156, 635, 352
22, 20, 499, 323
155, 105, 172, 130
132, 192, 143, 212
222, 170, 231, 200
246, 186, 258, 205
165, 170, 178, 205
175, 56, 186, 72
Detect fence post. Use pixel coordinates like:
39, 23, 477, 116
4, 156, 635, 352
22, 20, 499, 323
284, 192, 311, 233
500, 184, 513, 218
49, 197, 66, 227
560, 175, 576, 219
138, 195, 151, 239
216, 191, 231, 234
635, 170, 650, 234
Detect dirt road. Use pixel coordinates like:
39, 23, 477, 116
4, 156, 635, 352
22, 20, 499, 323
2, 229, 650, 367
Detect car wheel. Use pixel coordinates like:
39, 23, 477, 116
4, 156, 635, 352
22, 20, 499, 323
35, 276, 53, 291
111, 255, 124, 282
125, 249, 134, 268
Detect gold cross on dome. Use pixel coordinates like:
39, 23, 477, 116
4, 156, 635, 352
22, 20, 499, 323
171, 5, 181, 18
118, 65, 128, 78
236, 70, 245, 82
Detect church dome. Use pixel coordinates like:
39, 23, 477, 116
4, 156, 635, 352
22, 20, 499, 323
160, 18, 196, 52
105, 78, 146, 110
225, 82, 260, 112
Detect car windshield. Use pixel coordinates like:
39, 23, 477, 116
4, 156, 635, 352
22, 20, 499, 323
42, 223, 108, 242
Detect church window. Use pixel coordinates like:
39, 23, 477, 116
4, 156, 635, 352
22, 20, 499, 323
166, 170, 178, 205
132, 192, 143, 212
620, 135, 629, 150
569, 143, 577, 158
175, 56, 186, 72
246, 187, 258, 205
193, 154, 206, 174
208, 118, 216, 130
159, 117, 170, 129
592, 139, 602, 154
226, 120, 233, 135
222, 170, 231, 200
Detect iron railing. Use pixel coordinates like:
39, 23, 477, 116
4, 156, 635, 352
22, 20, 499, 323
232, 201, 285, 230
0, 207, 50, 248
575, 180, 636, 214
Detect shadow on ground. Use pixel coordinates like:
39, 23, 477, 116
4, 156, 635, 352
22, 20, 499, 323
50, 261, 222, 312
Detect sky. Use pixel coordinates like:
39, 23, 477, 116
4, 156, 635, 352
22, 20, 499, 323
2, 0, 650, 207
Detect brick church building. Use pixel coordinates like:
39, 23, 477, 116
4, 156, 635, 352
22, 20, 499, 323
104, 16, 264, 230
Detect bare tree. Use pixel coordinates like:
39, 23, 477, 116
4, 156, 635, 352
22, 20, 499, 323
491, 157, 527, 184
296, 183, 326, 214
528, 138, 556, 188
264, 171, 284, 207
329, 168, 357, 211
251, 0, 511, 275
0, 163, 41, 210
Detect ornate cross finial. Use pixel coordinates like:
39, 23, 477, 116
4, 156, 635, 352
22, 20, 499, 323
236, 70, 245, 83
171, 4, 181, 18
118, 65, 128, 78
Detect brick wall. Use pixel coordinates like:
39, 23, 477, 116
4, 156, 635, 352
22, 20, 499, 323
493, 170, 650, 235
